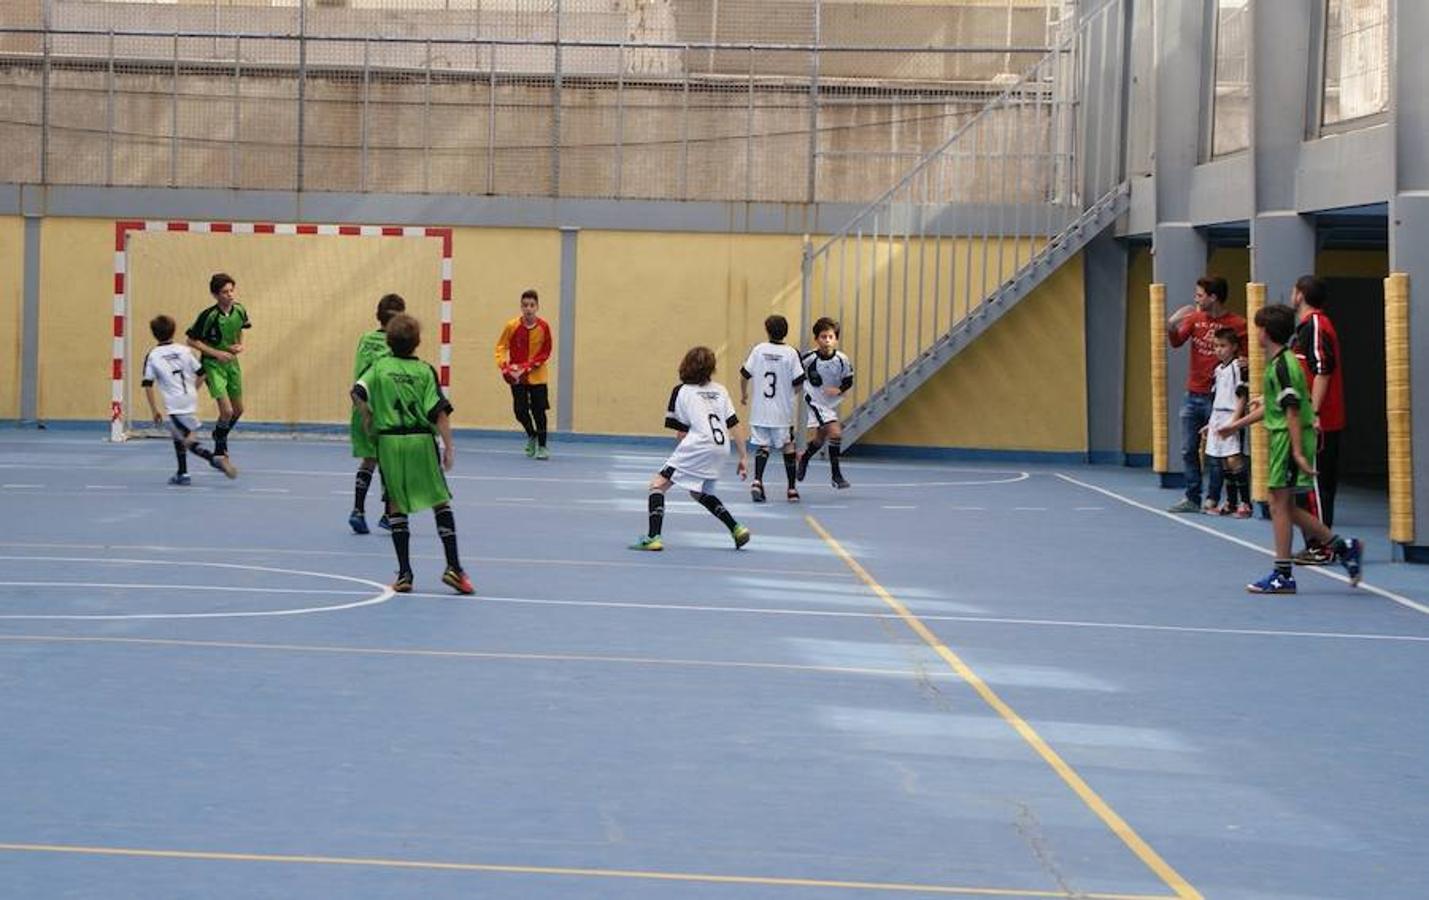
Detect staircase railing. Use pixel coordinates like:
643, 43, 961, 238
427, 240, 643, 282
799, 0, 1130, 441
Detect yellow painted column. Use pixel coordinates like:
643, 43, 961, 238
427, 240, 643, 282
1149, 283, 1168, 475
1385, 273, 1414, 544
1245, 283, 1267, 504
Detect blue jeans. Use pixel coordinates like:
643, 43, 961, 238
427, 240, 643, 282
1179, 392, 1213, 504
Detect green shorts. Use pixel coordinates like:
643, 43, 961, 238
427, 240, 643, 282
1266, 429, 1314, 492
202, 360, 243, 400
376, 433, 451, 514
350, 408, 378, 459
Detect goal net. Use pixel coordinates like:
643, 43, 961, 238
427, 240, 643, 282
114, 221, 452, 442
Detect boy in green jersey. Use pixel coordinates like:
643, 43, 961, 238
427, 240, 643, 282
351, 314, 474, 595
349, 293, 406, 535
1218, 305, 1362, 594
185, 272, 250, 459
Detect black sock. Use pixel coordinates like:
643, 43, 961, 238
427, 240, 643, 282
354, 468, 373, 513
533, 408, 548, 447
172, 440, 187, 475
189, 442, 214, 462
434, 505, 462, 571
213, 420, 231, 456
783, 451, 798, 488
1326, 533, 1349, 558
805, 438, 823, 460
647, 492, 665, 537
389, 513, 412, 575
753, 448, 770, 482
1225, 475, 1239, 507
828, 438, 844, 479
1276, 559, 1292, 578
695, 492, 738, 531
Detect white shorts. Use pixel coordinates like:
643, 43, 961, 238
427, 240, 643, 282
165, 413, 201, 440
748, 425, 794, 449
1205, 409, 1243, 457
659, 465, 717, 495
805, 400, 840, 428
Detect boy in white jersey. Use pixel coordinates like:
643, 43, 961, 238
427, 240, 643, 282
1202, 326, 1250, 517
141, 315, 237, 485
739, 314, 806, 503
797, 317, 855, 489
631, 346, 751, 552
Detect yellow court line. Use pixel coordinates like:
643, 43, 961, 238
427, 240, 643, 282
0, 842, 1175, 900
803, 515, 1203, 900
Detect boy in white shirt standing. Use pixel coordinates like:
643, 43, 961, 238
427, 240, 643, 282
631, 347, 750, 552
141, 315, 237, 485
739, 314, 806, 503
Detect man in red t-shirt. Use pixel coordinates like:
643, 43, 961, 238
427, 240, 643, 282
1290, 275, 1346, 564
1166, 275, 1248, 512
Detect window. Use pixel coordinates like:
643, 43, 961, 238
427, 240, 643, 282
1322, 0, 1390, 127
1209, 0, 1250, 157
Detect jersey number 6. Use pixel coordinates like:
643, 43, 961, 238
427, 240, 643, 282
707, 413, 726, 445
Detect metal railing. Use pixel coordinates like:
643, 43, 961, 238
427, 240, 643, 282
0, 2, 1062, 202
801, 0, 1128, 421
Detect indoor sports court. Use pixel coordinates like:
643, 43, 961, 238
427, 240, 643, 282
3, 1, 1428, 898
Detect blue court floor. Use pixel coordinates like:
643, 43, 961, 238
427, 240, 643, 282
0, 429, 1425, 899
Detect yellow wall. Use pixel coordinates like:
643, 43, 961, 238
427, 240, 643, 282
860, 252, 1087, 451
1208, 247, 1251, 315
573, 230, 803, 435
37, 218, 113, 421
0, 217, 22, 418
1123, 245, 1152, 456
1319, 249, 1389, 279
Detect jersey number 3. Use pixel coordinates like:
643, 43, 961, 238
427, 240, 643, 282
763, 371, 778, 398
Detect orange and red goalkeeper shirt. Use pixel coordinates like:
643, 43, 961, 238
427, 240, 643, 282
494, 316, 552, 385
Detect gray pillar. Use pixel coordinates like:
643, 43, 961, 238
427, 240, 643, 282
1084, 229, 1127, 464
20, 216, 41, 424
1248, 0, 1315, 305
556, 226, 579, 433
1390, 0, 1429, 559
1150, 0, 1208, 488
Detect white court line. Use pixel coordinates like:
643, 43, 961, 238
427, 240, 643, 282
2, 484, 42, 489
1056, 473, 1429, 616
0, 556, 392, 620
0, 541, 847, 579
881, 505, 917, 510
0, 582, 365, 596
82, 485, 126, 490
1013, 507, 1047, 511
400, 591, 1429, 641
0, 634, 944, 680
247, 488, 290, 494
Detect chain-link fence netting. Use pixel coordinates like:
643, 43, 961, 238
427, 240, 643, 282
2, 0, 1063, 201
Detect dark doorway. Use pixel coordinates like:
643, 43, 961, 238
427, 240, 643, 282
1323, 277, 1386, 479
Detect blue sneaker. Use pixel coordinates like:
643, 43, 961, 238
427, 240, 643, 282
378, 514, 392, 531
168, 473, 191, 486
1339, 538, 1364, 587
1247, 570, 1296, 594
348, 511, 369, 535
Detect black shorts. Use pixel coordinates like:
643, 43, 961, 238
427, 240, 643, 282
511, 383, 550, 411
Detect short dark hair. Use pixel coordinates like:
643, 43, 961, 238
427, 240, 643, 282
209, 272, 235, 296
521, 289, 539, 304
764, 314, 789, 342
1196, 275, 1228, 304
149, 314, 176, 342
1213, 326, 1240, 347
376, 293, 406, 326
1295, 275, 1327, 309
1254, 304, 1296, 345
812, 316, 840, 338
678, 346, 717, 385
385, 313, 421, 356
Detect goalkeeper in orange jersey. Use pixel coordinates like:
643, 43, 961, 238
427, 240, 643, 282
494, 288, 554, 459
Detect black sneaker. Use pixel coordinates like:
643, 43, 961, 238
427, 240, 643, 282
832, 476, 851, 490
1338, 538, 1364, 587
1292, 544, 1333, 566
750, 480, 766, 503
795, 450, 810, 482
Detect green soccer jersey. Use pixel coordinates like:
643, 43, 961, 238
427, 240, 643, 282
187, 302, 251, 354
355, 355, 453, 435
1263, 348, 1314, 436
352, 329, 390, 381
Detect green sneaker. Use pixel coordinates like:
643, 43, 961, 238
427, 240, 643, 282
1166, 498, 1201, 514
524, 436, 537, 458
731, 524, 751, 549
533, 446, 550, 460
629, 535, 663, 551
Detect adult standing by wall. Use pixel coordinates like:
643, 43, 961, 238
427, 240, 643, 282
495, 288, 554, 459
1166, 275, 1246, 513
1291, 274, 1346, 563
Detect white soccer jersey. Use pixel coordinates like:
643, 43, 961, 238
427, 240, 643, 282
663, 381, 739, 480
801, 349, 854, 411
1206, 358, 1248, 457
141, 342, 203, 416
740, 341, 805, 428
